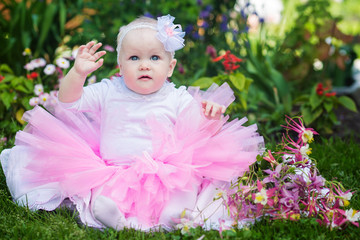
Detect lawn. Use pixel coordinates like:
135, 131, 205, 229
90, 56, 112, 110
1, 136, 359, 240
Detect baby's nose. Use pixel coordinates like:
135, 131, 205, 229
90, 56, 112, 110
139, 61, 150, 70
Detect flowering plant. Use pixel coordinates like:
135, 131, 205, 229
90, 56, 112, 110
174, 116, 359, 237
294, 82, 357, 134
222, 116, 359, 230
192, 50, 253, 116
0, 64, 34, 143
23, 44, 99, 109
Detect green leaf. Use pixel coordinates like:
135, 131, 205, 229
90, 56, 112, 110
302, 106, 323, 125
36, 4, 58, 54
0, 64, 14, 74
293, 94, 310, 103
324, 100, 333, 113
338, 96, 357, 112
328, 111, 338, 124
309, 92, 322, 110
192, 77, 215, 89
23, 79, 34, 92
0, 92, 15, 109
244, 77, 253, 91
229, 73, 245, 91
15, 85, 30, 93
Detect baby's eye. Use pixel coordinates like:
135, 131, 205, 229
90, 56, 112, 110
130, 56, 139, 61
151, 55, 160, 61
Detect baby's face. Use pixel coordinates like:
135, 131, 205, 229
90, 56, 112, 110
118, 28, 177, 95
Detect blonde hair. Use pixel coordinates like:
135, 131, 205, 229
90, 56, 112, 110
116, 16, 174, 66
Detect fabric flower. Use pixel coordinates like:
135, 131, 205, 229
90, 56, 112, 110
44, 64, 56, 75
156, 14, 185, 52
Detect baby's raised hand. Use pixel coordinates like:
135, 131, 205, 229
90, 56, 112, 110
73, 41, 106, 77
201, 100, 226, 120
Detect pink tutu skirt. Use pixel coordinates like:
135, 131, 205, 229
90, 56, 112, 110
0, 83, 264, 230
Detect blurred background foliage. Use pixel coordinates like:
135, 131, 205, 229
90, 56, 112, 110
0, 0, 359, 145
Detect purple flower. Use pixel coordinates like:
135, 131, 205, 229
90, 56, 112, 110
144, 12, 154, 18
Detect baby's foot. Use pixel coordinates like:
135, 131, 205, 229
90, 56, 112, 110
92, 195, 126, 230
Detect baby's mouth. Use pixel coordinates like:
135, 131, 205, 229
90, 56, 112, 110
139, 75, 152, 80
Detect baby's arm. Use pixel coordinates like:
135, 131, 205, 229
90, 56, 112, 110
58, 41, 106, 103
201, 100, 226, 120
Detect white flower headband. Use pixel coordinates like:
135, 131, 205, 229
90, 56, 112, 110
156, 15, 185, 52
117, 14, 185, 63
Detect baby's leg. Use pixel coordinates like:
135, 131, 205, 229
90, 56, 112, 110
92, 195, 126, 230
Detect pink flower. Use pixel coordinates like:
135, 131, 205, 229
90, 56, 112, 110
103, 44, 115, 52
282, 116, 318, 145
29, 97, 40, 106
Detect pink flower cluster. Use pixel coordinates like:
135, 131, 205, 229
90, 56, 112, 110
220, 116, 360, 230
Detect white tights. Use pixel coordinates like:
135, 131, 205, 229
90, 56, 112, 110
92, 195, 126, 230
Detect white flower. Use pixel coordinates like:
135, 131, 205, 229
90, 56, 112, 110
34, 84, 44, 96
345, 209, 360, 222
39, 93, 50, 104
353, 59, 360, 72
31, 58, 46, 68
50, 90, 58, 98
235, 0, 284, 24
72, 47, 79, 59
43, 64, 56, 75
29, 97, 40, 106
61, 50, 72, 59
56, 57, 70, 69
24, 62, 35, 71
175, 218, 196, 234
300, 144, 312, 156
254, 188, 268, 205
313, 59, 323, 71
301, 130, 314, 143
247, 14, 260, 32
339, 192, 353, 207
87, 75, 97, 85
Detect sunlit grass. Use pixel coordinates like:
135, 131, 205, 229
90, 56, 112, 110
1, 136, 359, 239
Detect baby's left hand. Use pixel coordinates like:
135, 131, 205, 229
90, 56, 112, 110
201, 100, 226, 120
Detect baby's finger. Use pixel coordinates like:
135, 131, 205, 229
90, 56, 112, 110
211, 105, 221, 117
89, 42, 102, 55
77, 44, 88, 56
221, 105, 226, 113
85, 41, 96, 51
94, 58, 104, 70
204, 102, 213, 116
93, 51, 107, 60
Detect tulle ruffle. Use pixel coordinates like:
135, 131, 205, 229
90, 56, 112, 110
1, 83, 264, 229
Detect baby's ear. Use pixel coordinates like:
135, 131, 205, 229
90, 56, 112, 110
167, 59, 177, 77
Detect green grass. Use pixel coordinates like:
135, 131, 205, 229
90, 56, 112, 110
1, 136, 360, 239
